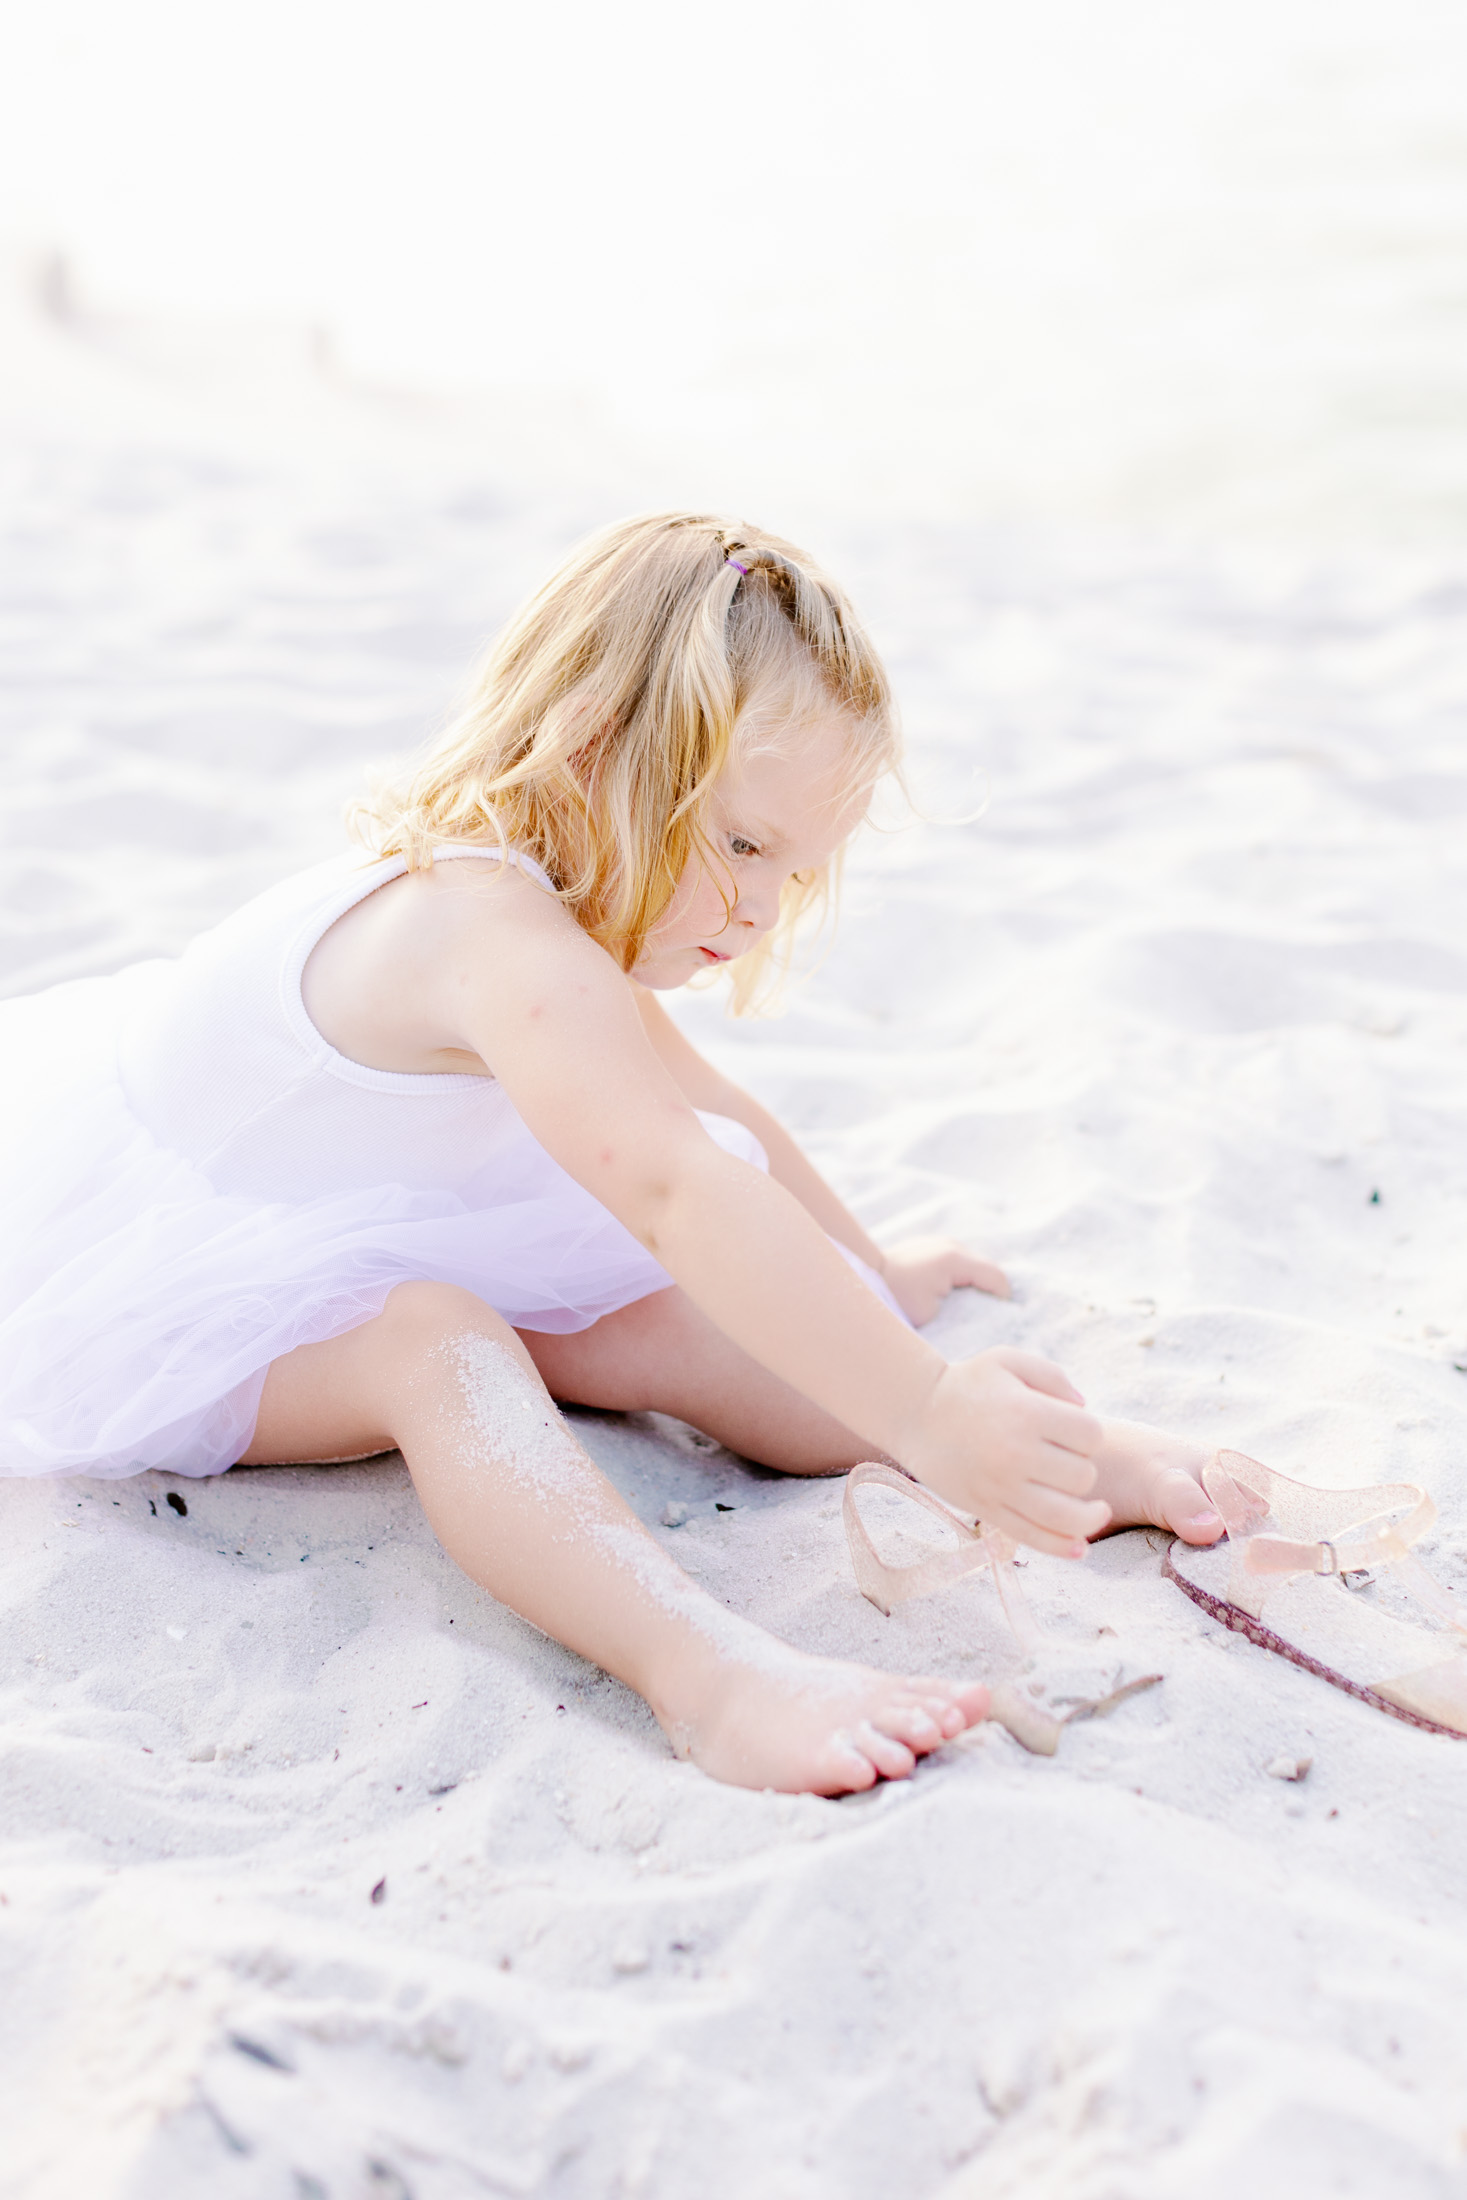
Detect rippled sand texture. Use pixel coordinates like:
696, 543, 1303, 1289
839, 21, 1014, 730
4, 414, 1467, 2199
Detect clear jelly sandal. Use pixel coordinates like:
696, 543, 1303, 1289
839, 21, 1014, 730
843, 1462, 1161, 1755
1164, 1450, 1467, 1739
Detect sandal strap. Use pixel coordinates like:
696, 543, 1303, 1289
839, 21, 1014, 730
1242, 1504, 1434, 1579
1204, 1452, 1435, 1577
842, 1462, 1042, 1652
1203, 1452, 1466, 1633
843, 1463, 981, 1615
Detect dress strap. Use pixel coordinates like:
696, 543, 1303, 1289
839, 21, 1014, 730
430, 843, 556, 893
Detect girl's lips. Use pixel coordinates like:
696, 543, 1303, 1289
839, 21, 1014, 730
699, 946, 731, 964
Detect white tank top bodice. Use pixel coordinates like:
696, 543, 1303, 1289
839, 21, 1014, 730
115, 846, 561, 1205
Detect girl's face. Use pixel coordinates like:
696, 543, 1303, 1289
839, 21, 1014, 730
632, 714, 873, 991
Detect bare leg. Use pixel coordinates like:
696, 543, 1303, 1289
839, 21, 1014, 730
521, 1288, 1225, 1544
242, 1281, 988, 1793
518, 1286, 879, 1475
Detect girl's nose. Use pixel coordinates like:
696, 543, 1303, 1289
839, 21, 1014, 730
731, 882, 781, 935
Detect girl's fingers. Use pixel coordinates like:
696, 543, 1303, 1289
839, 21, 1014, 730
1030, 1399, 1105, 1464
953, 1254, 1011, 1300
991, 1349, 1086, 1408
1013, 1485, 1111, 1542
985, 1506, 1092, 1559
1025, 1430, 1102, 1494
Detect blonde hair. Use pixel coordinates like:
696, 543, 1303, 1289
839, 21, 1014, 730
351, 511, 898, 1012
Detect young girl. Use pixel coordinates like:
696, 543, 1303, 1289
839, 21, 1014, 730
1, 513, 1222, 1794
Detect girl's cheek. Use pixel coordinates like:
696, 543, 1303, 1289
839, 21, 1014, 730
678, 877, 726, 939
653, 856, 734, 946
648, 872, 697, 939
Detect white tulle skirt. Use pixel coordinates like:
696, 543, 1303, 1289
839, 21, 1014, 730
2, 967, 901, 1482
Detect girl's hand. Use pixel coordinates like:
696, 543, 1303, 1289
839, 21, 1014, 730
906, 1349, 1110, 1557
879, 1236, 1011, 1327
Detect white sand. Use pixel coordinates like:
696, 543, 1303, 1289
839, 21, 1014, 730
4, 295, 1467, 2199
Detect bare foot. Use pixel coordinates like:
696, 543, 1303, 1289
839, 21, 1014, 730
653, 1634, 990, 1794
1089, 1418, 1223, 1546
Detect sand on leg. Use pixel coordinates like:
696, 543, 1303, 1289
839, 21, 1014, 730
521, 1287, 1225, 1545
240, 1281, 988, 1792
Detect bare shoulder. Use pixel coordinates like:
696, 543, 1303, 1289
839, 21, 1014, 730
303, 854, 612, 1077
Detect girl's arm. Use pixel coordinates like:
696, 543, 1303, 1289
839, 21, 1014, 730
630, 984, 884, 1263
632, 986, 1011, 1318
433, 877, 1103, 1555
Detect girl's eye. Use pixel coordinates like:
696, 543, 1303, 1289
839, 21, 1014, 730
729, 835, 760, 858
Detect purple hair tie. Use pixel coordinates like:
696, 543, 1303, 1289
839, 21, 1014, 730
725, 556, 749, 576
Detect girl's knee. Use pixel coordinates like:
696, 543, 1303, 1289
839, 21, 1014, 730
380, 1280, 513, 1353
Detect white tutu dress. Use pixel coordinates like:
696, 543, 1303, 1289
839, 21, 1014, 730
1, 845, 901, 1481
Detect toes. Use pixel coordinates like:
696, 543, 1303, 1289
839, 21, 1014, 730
881, 1703, 945, 1750
815, 1734, 881, 1795
855, 1720, 918, 1780
1154, 1467, 1223, 1544
906, 1678, 991, 1736
867, 1687, 984, 1765
947, 1682, 991, 1728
